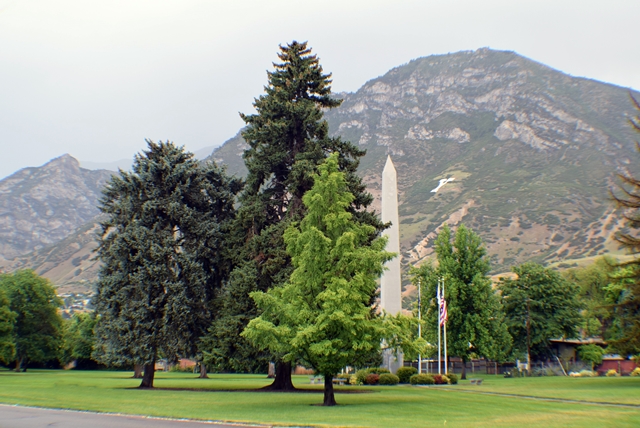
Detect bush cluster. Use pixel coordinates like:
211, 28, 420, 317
579, 370, 597, 377
433, 374, 449, 384
378, 373, 400, 385
396, 367, 417, 383
355, 367, 391, 385
410, 374, 434, 385
447, 373, 458, 384
631, 367, 640, 377
606, 369, 619, 377
364, 373, 380, 385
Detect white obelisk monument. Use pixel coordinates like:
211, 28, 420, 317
381, 155, 403, 372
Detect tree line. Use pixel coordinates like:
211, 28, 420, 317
2, 42, 640, 407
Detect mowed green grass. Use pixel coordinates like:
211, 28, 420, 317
0, 369, 638, 427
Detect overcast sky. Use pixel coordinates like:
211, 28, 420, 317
1, 0, 638, 179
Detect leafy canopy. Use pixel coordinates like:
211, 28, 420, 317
499, 262, 582, 360
242, 154, 394, 403
413, 224, 511, 365
0, 286, 16, 364
0, 270, 63, 369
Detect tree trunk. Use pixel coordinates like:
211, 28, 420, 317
262, 361, 295, 390
198, 362, 209, 379
15, 357, 22, 373
133, 364, 143, 378
461, 360, 467, 380
323, 374, 337, 406
139, 363, 155, 388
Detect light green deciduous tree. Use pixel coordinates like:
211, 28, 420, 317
500, 262, 582, 371
242, 154, 393, 406
413, 224, 511, 379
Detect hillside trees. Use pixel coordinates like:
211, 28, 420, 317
499, 262, 582, 371
242, 154, 394, 406
204, 41, 382, 388
0, 270, 63, 371
413, 224, 511, 379
93, 141, 240, 388
609, 96, 640, 356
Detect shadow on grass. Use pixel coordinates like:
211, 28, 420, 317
121, 386, 374, 394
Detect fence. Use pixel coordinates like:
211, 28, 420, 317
405, 359, 570, 375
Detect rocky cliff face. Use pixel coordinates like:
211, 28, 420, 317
0, 154, 112, 260
3, 48, 639, 292
209, 48, 640, 274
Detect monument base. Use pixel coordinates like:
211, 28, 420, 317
382, 348, 404, 374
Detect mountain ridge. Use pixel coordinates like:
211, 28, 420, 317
2, 48, 639, 292
208, 48, 640, 278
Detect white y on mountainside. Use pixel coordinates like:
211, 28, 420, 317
431, 178, 455, 193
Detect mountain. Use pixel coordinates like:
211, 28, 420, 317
3, 48, 639, 293
79, 145, 217, 172
80, 158, 133, 172
208, 48, 640, 276
0, 155, 112, 292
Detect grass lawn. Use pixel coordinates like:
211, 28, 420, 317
0, 369, 638, 427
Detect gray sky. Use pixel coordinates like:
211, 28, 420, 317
1, 0, 638, 179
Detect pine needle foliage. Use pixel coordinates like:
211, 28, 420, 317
609, 95, 640, 355
205, 41, 382, 378
93, 141, 240, 387
243, 154, 393, 406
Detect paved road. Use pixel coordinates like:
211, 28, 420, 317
0, 405, 270, 428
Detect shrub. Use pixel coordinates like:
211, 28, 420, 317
169, 364, 193, 373
364, 373, 380, 385
579, 370, 596, 377
355, 367, 390, 384
396, 367, 418, 383
447, 373, 458, 384
355, 369, 368, 385
349, 374, 358, 385
433, 374, 448, 385
410, 374, 434, 385
379, 373, 400, 385
630, 367, 640, 377
606, 369, 619, 377
367, 367, 391, 375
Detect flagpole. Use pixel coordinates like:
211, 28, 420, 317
418, 279, 422, 374
437, 277, 441, 375
443, 277, 448, 375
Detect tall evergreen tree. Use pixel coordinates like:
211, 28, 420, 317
499, 262, 582, 372
413, 224, 511, 379
610, 95, 640, 356
0, 270, 63, 371
243, 154, 394, 406
93, 141, 240, 388
205, 41, 382, 388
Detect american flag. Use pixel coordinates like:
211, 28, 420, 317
439, 295, 448, 327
